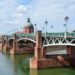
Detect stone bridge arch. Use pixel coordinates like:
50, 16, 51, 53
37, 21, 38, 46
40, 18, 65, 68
17, 38, 36, 44
7, 38, 14, 49
8, 38, 14, 46
16, 38, 36, 54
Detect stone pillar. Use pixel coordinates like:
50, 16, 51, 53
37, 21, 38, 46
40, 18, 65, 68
10, 34, 17, 54
3, 39, 9, 54
1, 35, 7, 53
34, 31, 43, 59
30, 31, 48, 69
30, 31, 42, 68
0, 35, 4, 52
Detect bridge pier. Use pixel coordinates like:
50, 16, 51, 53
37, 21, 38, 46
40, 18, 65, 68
10, 34, 17, 54
0, 35, 10, 54
34, 31, 45, 59
0, 35, 4, 52
3, 42, 10, 54
30, 31, 45, 69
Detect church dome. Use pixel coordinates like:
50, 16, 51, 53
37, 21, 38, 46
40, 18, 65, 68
25, 18, 34, 29
23, 18, 34, 33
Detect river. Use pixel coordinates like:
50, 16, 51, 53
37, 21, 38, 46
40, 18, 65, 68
0, 53, 75, 75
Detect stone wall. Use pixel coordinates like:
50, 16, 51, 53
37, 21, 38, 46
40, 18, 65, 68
30, 58, 67, 69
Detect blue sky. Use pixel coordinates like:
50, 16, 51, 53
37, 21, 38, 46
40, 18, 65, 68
0, 0, 75, 35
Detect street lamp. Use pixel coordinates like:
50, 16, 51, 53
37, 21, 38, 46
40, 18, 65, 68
51, 25, 53, 28
64, 16, 69, 39
34, 24, 37, 36
42, 26, 45, 36
42, 27, 44, 33
51, 25, 54, 32
45, 21, 48, 38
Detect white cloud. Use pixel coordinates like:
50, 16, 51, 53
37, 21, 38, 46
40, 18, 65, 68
10, 5, 27, 21
13, 5, 27, 18
0, 0, 75, 34
25, 0, 75, 32
16, 5, 27, 13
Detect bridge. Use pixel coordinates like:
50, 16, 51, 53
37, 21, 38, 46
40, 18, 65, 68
27, 31, 75, 68
1, 32, 75, 54
0, 31, 75, 68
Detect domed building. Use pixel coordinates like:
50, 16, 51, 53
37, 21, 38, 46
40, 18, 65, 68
23, 18, 34, 34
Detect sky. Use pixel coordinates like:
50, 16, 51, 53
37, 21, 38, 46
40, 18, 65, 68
0, 0, 75, 35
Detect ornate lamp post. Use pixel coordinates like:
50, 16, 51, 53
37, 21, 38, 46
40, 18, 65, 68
45, 21, 48, 38
51, 25, 54, 32
34, 24, 37, 36
64, 16, 69, 39
51, 25, 53, 28
42, 26, 44, 33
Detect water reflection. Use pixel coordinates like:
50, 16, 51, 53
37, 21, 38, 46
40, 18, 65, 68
30, 69, 38, 75
0, 53, 15, 75
30, 68, 75, 75
10, 54, 31, 75
0, 53, 75, 75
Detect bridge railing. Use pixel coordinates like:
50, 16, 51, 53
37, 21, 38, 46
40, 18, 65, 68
16, 33, 35, 40
3, 33, 35, 41
6, 32, 75, 41
42, 32, 75, 38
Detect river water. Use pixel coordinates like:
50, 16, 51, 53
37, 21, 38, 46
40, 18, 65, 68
0, 53, 75, 75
